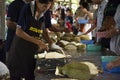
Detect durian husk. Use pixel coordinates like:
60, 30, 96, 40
64, 33, 75, 37
71, 37, 81, 43
55, 61, 91, 80
49, 32, 58, 43
59, 40, 70, 47
69, 41, 77, 46
60, 36, 72, 42
77, 44, 86, 51
79, 35, 90, 40
64, 44, 77, 50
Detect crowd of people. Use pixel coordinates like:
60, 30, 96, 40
0, 0, 120, 80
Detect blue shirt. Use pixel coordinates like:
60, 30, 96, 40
65, 16, 73, 25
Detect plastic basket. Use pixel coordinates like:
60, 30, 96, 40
81, 40, 94, 45
87, 44, 101, 51
101, 56, 120, 73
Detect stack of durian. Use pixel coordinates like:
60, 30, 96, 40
56, 33, 91, 51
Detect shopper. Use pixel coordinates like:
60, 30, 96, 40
105, 4, 120, 55
84, 0, 119, 50
84, 0, 108, 37
74, 1, 93, 35
6, 0, 52, 80
98, 0, 120, 50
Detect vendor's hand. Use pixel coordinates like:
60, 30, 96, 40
106, 62, 114, 70
50, 43, 62, 50
37, 40, 49, 51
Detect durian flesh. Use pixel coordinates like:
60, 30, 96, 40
38, 52, 66, 59
80, 62, 99, 75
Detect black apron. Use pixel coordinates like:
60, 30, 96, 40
7, 16, 45, 80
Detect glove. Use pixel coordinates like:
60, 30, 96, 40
50, 43, 62, 50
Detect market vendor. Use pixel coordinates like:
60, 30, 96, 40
6, 0, 54, 80
104, 4, 120, 55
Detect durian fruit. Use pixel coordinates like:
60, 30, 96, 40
55, 61, 91, 80
64, 44, 77, 50
59, 40, 70, 46
77, 44, 86, 51
60, 36, 72, 42
72, 37, 81, 43
69, 41, 77, 46
64, 33, 75, 37
49, 32, 58, 43
56, 32, 63, 41
79, 35, 90, 40
80, 62, 99, 76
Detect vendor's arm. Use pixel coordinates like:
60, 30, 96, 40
107, 57, 120, 70
105, 4, 120, 38
42, 28, 53, 46
6, 20, 17, 30
84, 24, 96, 35
16, 27, 49, 51
83, 9, 97, 35
83, 19, 96, 35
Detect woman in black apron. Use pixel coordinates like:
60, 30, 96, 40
6, 0, 51, 80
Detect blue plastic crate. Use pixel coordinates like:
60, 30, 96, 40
87, 44, 101, 51
81, 40, 94, 45
101, 56, 118, 62
102, 62, 120, 73
101, 56, 120, 73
